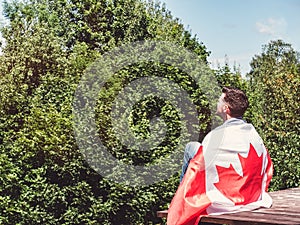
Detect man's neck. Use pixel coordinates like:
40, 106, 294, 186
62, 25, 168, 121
223, 115, 243, 122
223, 114, 233, 122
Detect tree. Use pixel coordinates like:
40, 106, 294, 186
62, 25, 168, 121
0, 0, 213, 224
247, 40, 300, 190
214, 57, 247, 90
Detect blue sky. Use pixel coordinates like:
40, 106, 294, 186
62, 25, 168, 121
160, 0, 300, 74
1, 0, 299, 75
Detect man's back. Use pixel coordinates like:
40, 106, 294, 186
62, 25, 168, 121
201, 118, 272, 214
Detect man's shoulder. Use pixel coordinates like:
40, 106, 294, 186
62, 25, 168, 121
208, 120, 259, 138
220, 118, 255, 129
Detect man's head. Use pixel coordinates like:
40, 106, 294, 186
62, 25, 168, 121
216, 86, 249, 121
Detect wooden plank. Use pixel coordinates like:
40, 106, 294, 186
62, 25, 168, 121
157, 210, 168, 218
201, 210, 300, 225
158, 208, 300, 224
157, 188, 300, 224
254, 207, 300, 215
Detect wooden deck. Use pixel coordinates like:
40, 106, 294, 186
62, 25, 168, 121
157, 187, 300, 225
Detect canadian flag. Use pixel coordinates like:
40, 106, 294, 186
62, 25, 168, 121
167, 122, 273, 225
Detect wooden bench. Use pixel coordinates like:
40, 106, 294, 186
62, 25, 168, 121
157, 187, 300, 224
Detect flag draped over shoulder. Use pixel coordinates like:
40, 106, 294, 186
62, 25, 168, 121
167, 121, 273, 225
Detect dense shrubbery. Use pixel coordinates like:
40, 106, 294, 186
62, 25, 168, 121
246, 40, 300, 190
0, 0, 212, 224
0, 0, 299, 224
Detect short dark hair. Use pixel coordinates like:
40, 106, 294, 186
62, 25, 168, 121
222, 86, 249, 118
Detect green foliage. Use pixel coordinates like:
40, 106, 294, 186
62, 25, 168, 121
0, 0, 212, 224
247, 40, 300, 190
214, 60, 247, 91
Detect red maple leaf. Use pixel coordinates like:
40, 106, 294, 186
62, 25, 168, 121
214, 144, 263, 205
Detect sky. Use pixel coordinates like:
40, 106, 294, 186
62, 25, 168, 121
160, 0, 300, 75
0, 0, 299, 75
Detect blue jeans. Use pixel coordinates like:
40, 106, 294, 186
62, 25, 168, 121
180, 142, 201, 182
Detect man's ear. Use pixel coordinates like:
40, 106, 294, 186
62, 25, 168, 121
224, 105, 230, 114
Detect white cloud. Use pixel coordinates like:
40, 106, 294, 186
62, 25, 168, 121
256, 18, 287, 36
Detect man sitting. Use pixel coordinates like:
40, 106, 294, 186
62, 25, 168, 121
168, 86, 273, 225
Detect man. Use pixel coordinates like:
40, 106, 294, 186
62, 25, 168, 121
180, 86, 250, 181
168, 87, 273, 225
